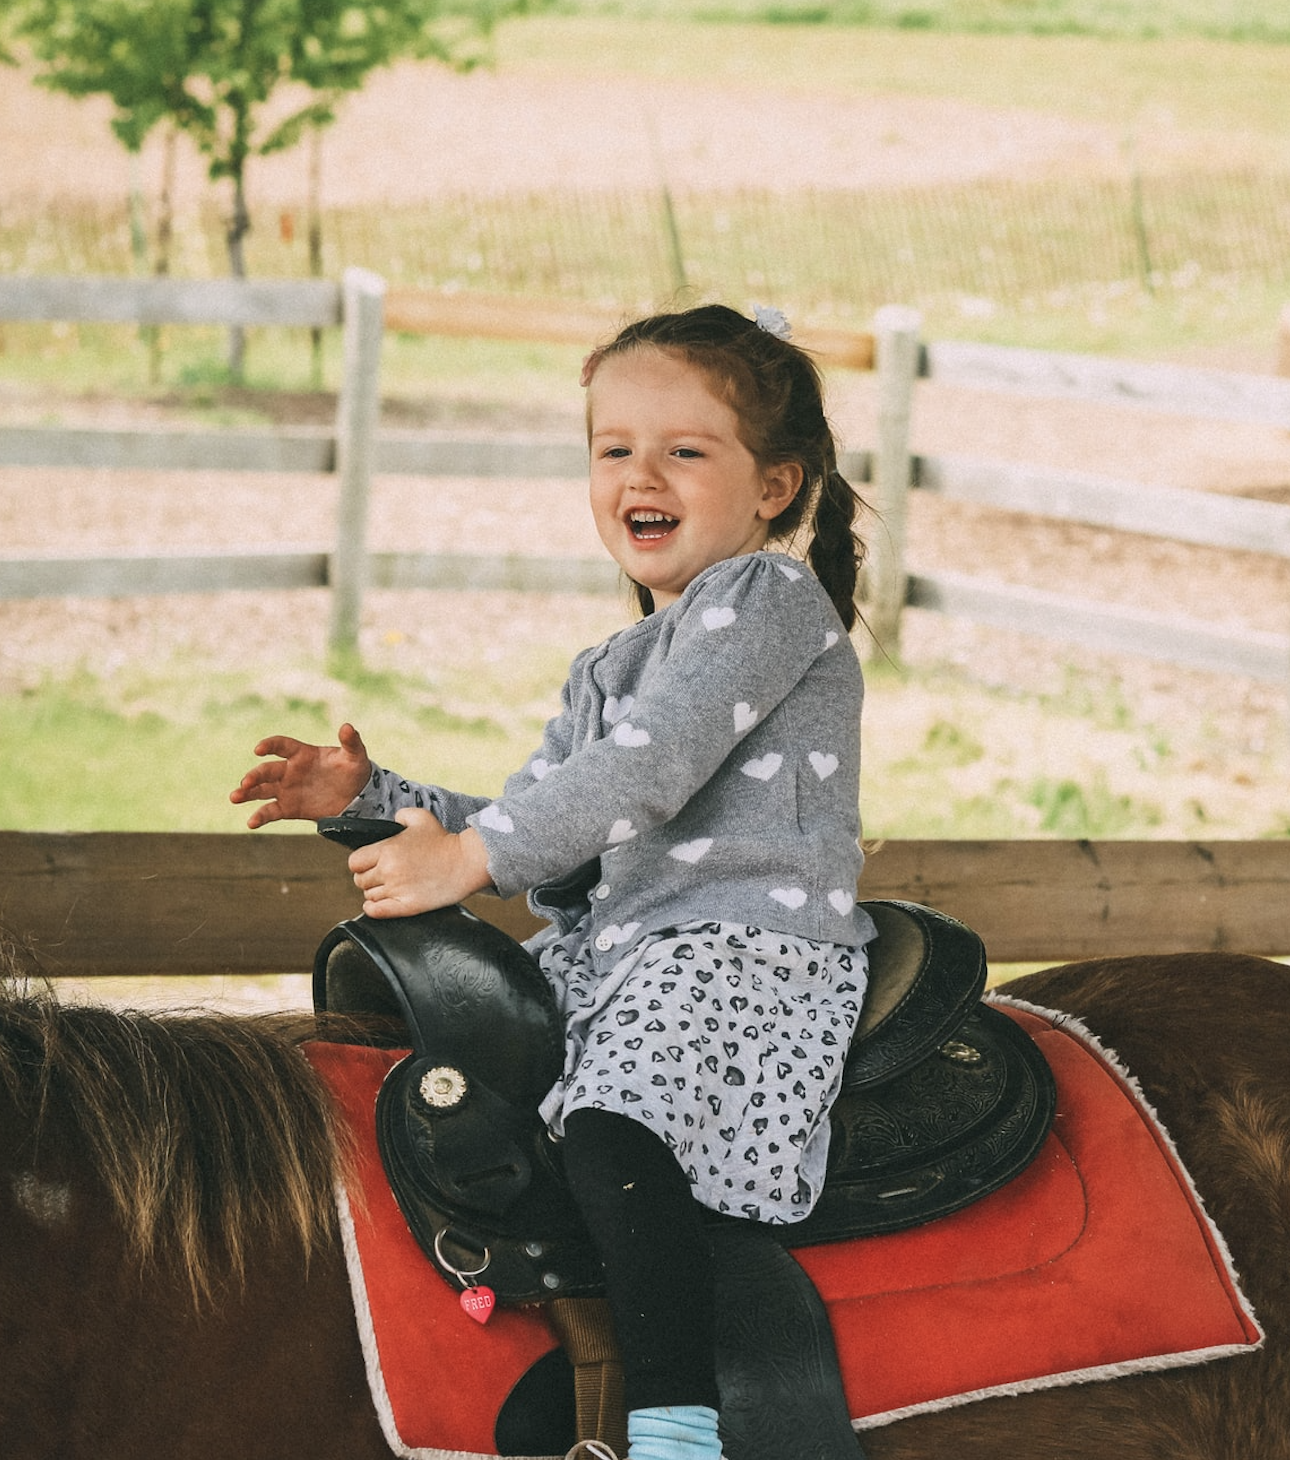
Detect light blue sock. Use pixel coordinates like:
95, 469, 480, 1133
627, 1405, 722, 1460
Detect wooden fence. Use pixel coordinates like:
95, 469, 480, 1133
869, 312, 1290, 676
3, 275, 1290, 678
5, 830, 1290, 978
0, 275, 881, 660
0, 269, 387, 655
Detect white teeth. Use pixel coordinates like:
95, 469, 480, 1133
630, 511, 674, 522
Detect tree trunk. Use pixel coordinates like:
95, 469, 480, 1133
308, 123, 324, 389
128, 151, 149, 275
128, 149, 153, 380
150, 125, 178, 386
226, 166, 250, 383
155, 125, 177, 277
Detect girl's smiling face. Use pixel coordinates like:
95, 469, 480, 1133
587, 348, 802, 609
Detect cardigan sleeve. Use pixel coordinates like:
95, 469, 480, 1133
470, 554, 845, 899
343, 763, 490, 832
342, 648, 585, 833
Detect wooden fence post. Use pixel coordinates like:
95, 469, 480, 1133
865, 305, 922, 655
328, 267, 386, 661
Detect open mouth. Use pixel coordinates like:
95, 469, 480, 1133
628, 510, 680, 541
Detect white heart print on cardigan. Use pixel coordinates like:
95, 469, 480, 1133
590, 921, 642, 952
741, 753, 782, 782
769, 886, 809, 909
477, 803, 514, 833
613, 721, 651, 748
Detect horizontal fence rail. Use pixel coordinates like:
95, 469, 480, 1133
0, 424, 340, 473
925, 339, 1290, 428
0, 425, 589, 477
7, 429, 1289, 678
2, 275, 1290, 680
0, 275, 343, 328
906, 571, 1290, 682
916, 454, 1290, 558
0, 551, 623, 600
384, 287, 879, 371
4, 831, 1290, 977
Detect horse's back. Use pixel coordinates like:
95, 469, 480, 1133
1011, 949, 1288, 1050
1009, 951, 1290, 1122
870, 951, 1290, 1460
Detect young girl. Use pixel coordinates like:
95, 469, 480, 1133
232, 304, 876, 1460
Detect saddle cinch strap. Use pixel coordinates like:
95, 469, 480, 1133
314, 899, 1056, 1306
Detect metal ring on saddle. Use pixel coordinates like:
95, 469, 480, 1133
433, 1227, 492, 1284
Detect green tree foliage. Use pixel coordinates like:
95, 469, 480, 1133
9, 0, 519, 376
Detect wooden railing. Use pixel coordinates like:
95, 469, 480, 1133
4, 830, 1289, 978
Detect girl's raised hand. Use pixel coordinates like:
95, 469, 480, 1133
230, 722, 372, 829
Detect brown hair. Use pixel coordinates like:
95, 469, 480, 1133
583, 304, 866, 629
0, 978, 363, 1304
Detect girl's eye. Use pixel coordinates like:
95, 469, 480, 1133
673, 447, 702, 459
603, 446, 631, 459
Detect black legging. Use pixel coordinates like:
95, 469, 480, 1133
561, 1107, 722, 1415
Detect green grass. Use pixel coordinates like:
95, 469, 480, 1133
9, 645, 1285, 1008
856, 657, 1286, 843
540, 0, 1290, 41
4, 16, 1289, 398
5, 644, 1287, 841
498, 18, 1290, 136
0, 658, 553, 833
0, 318, 588, 416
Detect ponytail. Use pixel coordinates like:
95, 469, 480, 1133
806, 468, 864, 633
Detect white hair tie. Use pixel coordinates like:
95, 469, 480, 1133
752, 303, 792, 341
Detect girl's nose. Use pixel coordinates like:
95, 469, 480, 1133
626, 455, 662, 490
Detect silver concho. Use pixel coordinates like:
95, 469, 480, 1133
419, 1065, 468, 1109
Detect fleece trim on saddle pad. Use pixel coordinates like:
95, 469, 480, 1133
303, 1000, 1262, 1460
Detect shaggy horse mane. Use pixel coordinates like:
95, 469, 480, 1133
0, 974, 375, 1301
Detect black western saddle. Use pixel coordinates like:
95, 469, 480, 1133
314, 821, 1055, 1459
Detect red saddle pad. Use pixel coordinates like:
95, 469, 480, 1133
303, 999, 1261, 1459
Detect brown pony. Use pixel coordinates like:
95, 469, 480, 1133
1, 951, 1287, 1460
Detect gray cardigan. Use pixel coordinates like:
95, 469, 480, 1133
347, 551, 875, 973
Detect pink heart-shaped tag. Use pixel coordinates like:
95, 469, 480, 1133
459, 1285, 496, 1325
